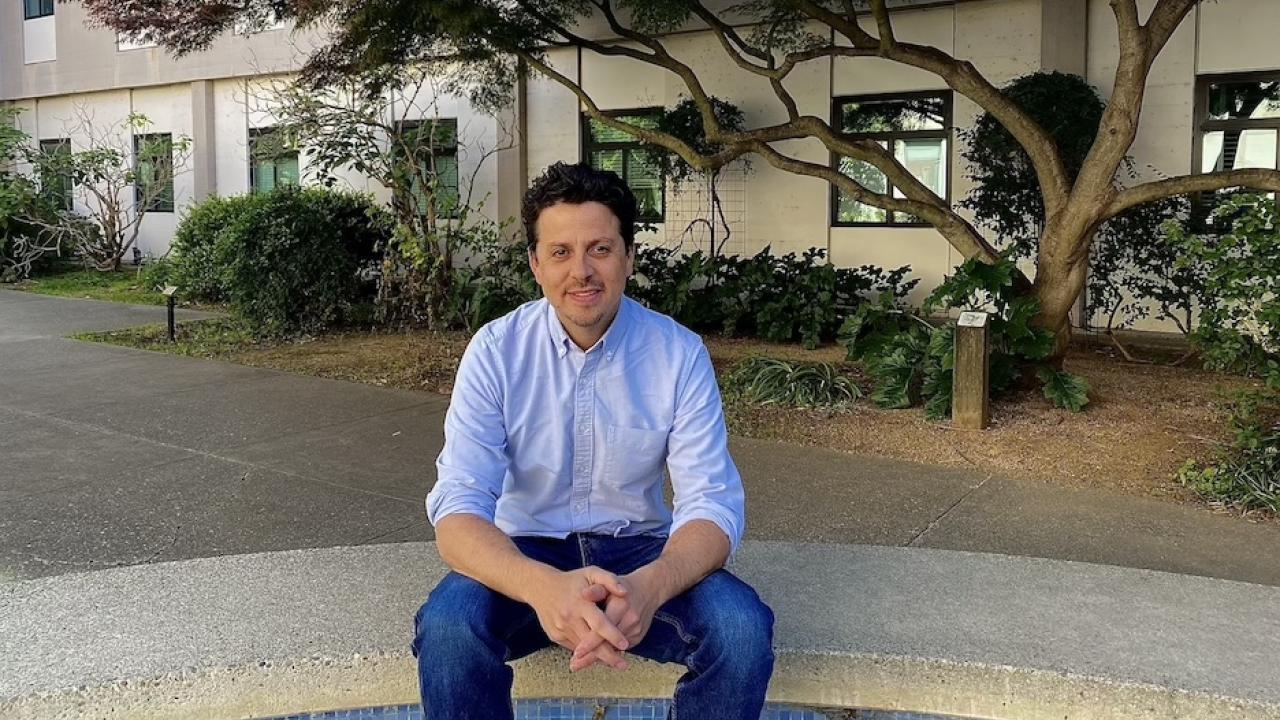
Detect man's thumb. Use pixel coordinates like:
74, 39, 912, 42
581, 583, 610, 603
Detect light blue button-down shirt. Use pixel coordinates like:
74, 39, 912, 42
426, 296, 746, 552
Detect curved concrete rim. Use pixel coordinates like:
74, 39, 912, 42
3, 541, 1279, 720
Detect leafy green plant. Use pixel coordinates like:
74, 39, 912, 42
170, 194, 260, 302
631, 244, 916, 349
1178, 392, 1280, 513
1169, 194, 1280, 389
215, 187, 393, 335
722, 355, 860, 409
840, 254, 1090, 420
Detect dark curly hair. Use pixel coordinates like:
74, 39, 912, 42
522, 161, 637, 253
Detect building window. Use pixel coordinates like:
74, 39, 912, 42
133, 133, 174, 213
249, 127, 300, 194
1194, 72, 1280, 226
38, 138, 73, 212
24, 0, 54, 20
395, 118, 460, 220
831, 92, 950, 226
582, 110, 665, 224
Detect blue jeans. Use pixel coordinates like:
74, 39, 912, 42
411, 533, 775, 720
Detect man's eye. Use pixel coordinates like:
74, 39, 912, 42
593, 245, 611, 255
551, 248, 568, 258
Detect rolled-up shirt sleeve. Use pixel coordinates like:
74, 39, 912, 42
664, 342, 746, 553
427, 331, 508, 527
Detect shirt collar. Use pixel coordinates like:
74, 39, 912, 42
545, 296, 633, 361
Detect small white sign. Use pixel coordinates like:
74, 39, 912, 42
161, 285, 179, 297
958, 311, 989, 328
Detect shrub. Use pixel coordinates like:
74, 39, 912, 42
1169, 193, 1280, 389
444, 216, 541, 331
1178, 393, 1280, 513
139, 257, 175, 293
631, 245, 916, 349
722, 355, 860, 408
170, 194, 260, 302
839, 254, 1090, 420
217, 187, 393, 335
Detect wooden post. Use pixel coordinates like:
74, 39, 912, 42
953, 311, 990, 429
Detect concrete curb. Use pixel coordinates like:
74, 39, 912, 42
4, 542, 1279, 719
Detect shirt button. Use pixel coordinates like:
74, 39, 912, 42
575, 502, 585, 511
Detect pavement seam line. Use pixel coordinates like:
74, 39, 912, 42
905, 473, 993, 547
0, 405, 427, 506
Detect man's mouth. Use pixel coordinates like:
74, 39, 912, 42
566, 288, 603, 305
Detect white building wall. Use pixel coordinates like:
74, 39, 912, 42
1198, 0, 1280, 74
130, 85, 194, 257
213, 78, 251, 197
23, 17, 56, 66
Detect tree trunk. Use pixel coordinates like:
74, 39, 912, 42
1031, 246, 1091, 370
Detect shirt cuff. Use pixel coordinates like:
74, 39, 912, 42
670, 506, 744, 555
425, 483, 498, 527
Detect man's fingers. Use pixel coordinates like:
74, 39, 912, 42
585, 607, 629, 651
573, 630, 606, 658
570, 634, 628, 672
582, 567, 629, 597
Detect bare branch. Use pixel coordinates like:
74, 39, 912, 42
1104, 169, 1280, 219
688, 3, 802, 121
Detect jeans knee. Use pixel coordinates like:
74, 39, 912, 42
703, 595, 775, 675
411, 578, 497, 663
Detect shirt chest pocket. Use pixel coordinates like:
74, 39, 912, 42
604, 425, 669, 489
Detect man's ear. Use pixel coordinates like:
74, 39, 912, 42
527, 246, 538, 273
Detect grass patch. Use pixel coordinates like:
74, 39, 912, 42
723, 355, 860, 408
74, 317, 261, 357
12, 267, 164, 306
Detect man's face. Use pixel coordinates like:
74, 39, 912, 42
529, 200, 634, 349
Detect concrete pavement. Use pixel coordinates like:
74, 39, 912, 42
4, 542, 1279, 719
3, 288, 1280, 586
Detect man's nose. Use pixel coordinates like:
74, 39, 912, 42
570, 252, 594, 281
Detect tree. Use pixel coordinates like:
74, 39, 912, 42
0, 107, 61, 281
242, 67, 516, 329
81, 0, 1280, 365
21, 108, 193, 271
961, 71, 1193, 362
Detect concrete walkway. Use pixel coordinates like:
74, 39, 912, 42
4, 542, 1279, 719
4, 288, 1280, 587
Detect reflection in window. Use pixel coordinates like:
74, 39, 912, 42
1196, 75, 1280, 226
583, 111, 664, 223
249, 127, 300, 194
395, 118, 460, 220
38, 138, 73, 212
832, 93, 949, 226
133, 133, 174, 213
24, 0, 54, 20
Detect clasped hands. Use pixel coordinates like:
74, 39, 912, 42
529, 565, 661, 672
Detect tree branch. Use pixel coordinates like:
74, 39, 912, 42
1143, 0, 1197, 64
791, 0, 1071, 216
1104, 169, 1280, 219
869, 0, 896, 51
747, 141, 1000, 264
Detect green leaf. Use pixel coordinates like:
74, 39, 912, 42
1037, 367, 1090, 412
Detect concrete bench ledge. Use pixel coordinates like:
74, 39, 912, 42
2, 541, 1278, 720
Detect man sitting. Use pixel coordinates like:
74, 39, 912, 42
412, 161, 775, 720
